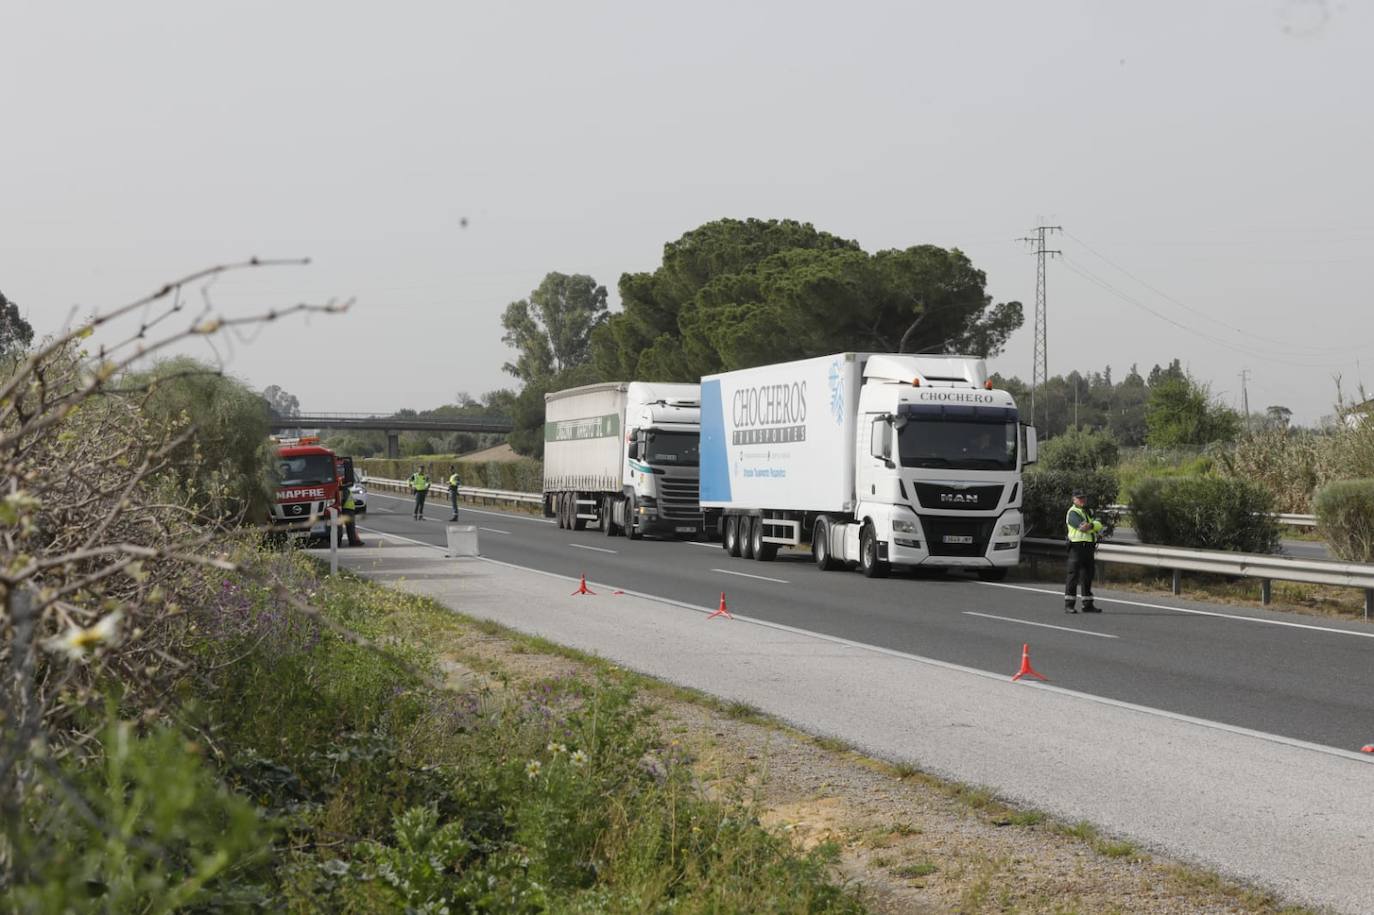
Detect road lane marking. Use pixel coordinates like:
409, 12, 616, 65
977, 580, 1374, 640
687, 541, 719, 549
479, 527, 510, 535
465, 554, 1373, 765
570, 543, 617, 554
964, 611, 1119, 639
369, 491, 554, 524
711, 568, 790, 584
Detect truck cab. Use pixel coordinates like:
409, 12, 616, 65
270, 436, 351, 539
619, 382, 706, 538
850, 355, 1036, 578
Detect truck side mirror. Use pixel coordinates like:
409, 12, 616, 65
627, 440, 640, 461
1024, 426, 1038, 465
870, 419, 894, 467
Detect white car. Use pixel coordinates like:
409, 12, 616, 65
349, 481, 368, 513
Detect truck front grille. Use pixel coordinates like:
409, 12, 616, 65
919, 516, 995, 557
658, 477, 702, 522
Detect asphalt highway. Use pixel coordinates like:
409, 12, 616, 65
357, 491, 1374, 753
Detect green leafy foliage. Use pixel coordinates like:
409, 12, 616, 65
591, 218, 1022, 381
501, 272, 609, 384
1128, 476, 1281, 552
1145, 374, 1241, 448
121, 356, 273, 520
0, 289, 34, 357
10, 718, 270, 914
1021, 469, 1119, 538
1313, 479, 1374, 562
1037, 427, 1120, 472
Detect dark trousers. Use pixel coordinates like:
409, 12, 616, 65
450, 488, 460, 518
1065, 542, 1096, 604
413, 490, 428, 518
342, 508, 362, 545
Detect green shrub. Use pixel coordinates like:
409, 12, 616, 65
1022, 469, 1119, 538
1116, 445, 1216, 499
1218, 429, 1330, 513
1128, 476, 1280, 553
1313, 479, 1374, 562
1037, 427, 1119, 472
359, 456, 543, 492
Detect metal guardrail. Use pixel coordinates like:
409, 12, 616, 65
1022, 537, 1374, 618
1106, 504, 1317, 528
365, 476, 542, 506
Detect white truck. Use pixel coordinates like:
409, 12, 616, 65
543, 381, 707, 539
699, 353, 1037, 578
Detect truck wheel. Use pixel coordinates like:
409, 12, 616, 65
740, 517, 757, 559
603, 496, 619, 536
571, 494, 587, 531
752, 516, 777, 561
978, 567, 1008, 582
556, 493, 567, 529
723, 515, 740, 556
813, 518, 840, 571
626, 495, 643, 540
860, 522, 890, 579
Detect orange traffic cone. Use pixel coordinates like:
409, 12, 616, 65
1011, 643, 1047, 682
1362, 744, 1373, 754
571, 574, 595, 596
706, 591, 733, 620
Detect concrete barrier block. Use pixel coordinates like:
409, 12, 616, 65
445, 524, 480, 558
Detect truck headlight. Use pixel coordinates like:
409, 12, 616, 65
1000, 523, 1021, 537
893, 519, 917, 533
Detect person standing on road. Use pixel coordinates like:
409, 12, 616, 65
341, 486, 364, 546
1065, 489, 1104, 613
408, 467, 431, 520
448, 465, 462, 521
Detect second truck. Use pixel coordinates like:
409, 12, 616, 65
699, 352, 1037, 578
543, 382, 708, 539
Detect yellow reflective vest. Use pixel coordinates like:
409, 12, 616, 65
448, 473, 460, 489
409, 473, 430, 492
1066, 504, 1104, 543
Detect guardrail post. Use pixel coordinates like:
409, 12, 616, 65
1366, 589, 1372, 622
1260, 579, 1272, 605
1171, 569, 1182, 596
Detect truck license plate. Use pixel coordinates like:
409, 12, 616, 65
943, 535, 974, 544
675, 526, 696, 533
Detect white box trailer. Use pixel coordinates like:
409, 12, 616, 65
701, 353, 1037, 578
544, 381, 706, 539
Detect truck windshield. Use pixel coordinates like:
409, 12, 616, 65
276, 454, 335, 486
898, 420, 1017, 471
645, 431, 699, 466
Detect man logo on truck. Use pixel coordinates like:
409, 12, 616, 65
941, 493, 979, 504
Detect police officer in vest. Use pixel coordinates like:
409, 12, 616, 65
408, 467, 431, 520
1065, 489, 1105, 613
341, 487, 364, 546
447, 466, 462, 521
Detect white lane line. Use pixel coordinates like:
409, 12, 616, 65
964, 611, 1119, 639
468, 554, 1374, 765
369, 491, 555, 524
570, 543, 617, 554
479, 527, 511, 535
687, 541, 720, 549
977, 580, 1374, 640
711, 568, 790, 584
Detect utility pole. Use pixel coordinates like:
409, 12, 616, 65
1239, 368, 1251, 433
1020, 224, 1061, 429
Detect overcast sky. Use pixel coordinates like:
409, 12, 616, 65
5, 1, 1371, 424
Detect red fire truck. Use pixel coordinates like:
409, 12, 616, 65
270, 436, 357, 539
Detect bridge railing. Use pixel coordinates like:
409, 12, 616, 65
1021, 537, 1374, 618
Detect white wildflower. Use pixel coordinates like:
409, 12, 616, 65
525, 759, 542, 780
546, 742, 567, 755
46, 610, 124, 661
570, 749, 588, 768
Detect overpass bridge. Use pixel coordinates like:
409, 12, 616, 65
271, 412, 513, 458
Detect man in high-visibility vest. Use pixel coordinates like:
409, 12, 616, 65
341, 487, 364, 546
408, 467, 431, 520
1065, 489, 1105, 613
448, 466, 462, 521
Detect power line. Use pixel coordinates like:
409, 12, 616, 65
1063, 229, 1371, 356
1019, 225, 1061, 428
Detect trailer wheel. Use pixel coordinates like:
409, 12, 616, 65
859, 522, 890, 579
626, 495, 643, 540
739, 516, 757, 559
571, 493, 587, 531
752, 516, 777, 561
813, 518, 840, 571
